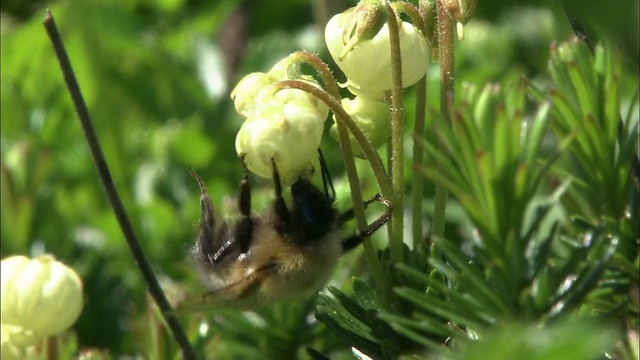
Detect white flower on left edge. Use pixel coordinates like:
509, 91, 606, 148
1, 255, 83, 348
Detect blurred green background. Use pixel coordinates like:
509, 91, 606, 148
1, 0, 637, 355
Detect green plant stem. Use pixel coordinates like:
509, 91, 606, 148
411, 0, 430, 251
390, 1, 426, 31
385, 2, 405, 264
412, 77, 427, 250
273, 79, 392, 304
432, 0, 455, 248
288, 51, 341, 98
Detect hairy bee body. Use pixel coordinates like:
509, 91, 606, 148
178, 154, 391, 312
189, 221, 343, 309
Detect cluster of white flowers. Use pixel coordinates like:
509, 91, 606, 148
232, 58, 329, 185
1, 255, 83, 359
231, 0, 429, 180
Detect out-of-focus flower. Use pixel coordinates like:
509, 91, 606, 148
1, 326, 43, 360
325, 5, 429, 95
1, 255, 83, 348
330, 95, 391, 158
1, 327, 26, 360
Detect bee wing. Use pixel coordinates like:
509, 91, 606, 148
175, 265, 274, 312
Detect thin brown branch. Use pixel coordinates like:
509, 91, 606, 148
42, 10, 195, 360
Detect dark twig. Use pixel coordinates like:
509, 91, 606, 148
43, 10, 195, 360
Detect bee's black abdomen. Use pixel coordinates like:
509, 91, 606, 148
290, 179, 337, 242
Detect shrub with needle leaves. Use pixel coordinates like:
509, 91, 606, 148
315, 38, 637, 360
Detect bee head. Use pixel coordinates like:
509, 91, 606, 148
290, 178, 338, 242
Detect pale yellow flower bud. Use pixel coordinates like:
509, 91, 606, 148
330, 2, 386, 60
330, 95, 390, 158
230, 72, 278, 119
1, 255, 83, 348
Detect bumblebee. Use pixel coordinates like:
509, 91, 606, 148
179, 151, 391, 311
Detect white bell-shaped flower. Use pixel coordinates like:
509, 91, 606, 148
325, 8, 429, 95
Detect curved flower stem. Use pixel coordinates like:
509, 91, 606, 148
385, 2, 405, 263
432, 0, 455, 251
274, 79, 392, 302
287, 51, 341, 98
390, 1, 426, 33
274, 80, 392, 198
411, 1, 430, 251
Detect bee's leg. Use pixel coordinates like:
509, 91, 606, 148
236, 155, 253, 254
318, 149, 336, 201
271, 158, 290, 227
340, 196, 392, 253
337, 194, 383, 227
190, 169, 218, 264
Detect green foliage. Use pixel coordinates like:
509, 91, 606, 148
528, 39, 638, 237
314, 32, 637, 360
183, 301, 349, 360
449, 319, 618, 360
